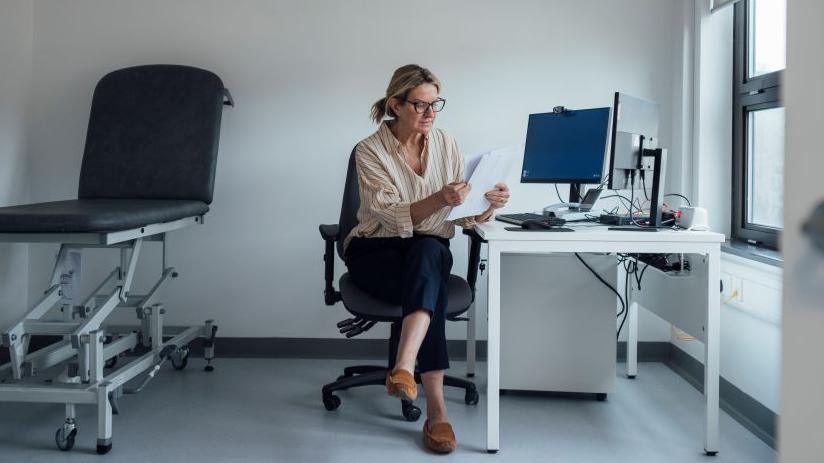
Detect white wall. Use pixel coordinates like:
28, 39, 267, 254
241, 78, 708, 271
692, 0, 732, 236
22, 0, 686, 339
0, 0, 33, 330
779, 0, 824, 460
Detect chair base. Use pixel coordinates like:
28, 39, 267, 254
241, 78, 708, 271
321, 321, 480, 420
321, 364, 480, 421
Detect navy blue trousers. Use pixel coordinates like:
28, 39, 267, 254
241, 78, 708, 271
345, 234, 452, 373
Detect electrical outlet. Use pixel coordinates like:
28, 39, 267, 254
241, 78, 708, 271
720, 273, 732, 298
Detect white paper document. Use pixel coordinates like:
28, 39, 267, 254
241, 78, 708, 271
446, 145, 521, 221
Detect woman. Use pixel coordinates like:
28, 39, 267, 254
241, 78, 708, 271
343, 64, 510, 453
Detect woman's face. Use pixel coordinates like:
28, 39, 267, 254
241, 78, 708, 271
391, 83, 440, 136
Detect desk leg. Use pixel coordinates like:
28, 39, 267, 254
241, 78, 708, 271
622, 262, 638, 379
627, 301, 638, 379
467, 301, 476, 377
486, 246, 501, 453
704, 248, 721, 455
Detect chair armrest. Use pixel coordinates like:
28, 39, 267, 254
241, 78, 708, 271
463, 228, 487, 300
462, 227, 486, 243
319, 223, 342, 305
319, 224, 340, 242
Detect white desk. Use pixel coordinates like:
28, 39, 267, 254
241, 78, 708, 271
473, 220, 725, 455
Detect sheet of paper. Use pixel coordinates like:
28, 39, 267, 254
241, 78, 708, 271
447, 145, 520, 221
462, 151, 485, 182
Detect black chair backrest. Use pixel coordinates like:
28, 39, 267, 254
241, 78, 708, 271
78, 65, 228, 204
337, 147, 361, 259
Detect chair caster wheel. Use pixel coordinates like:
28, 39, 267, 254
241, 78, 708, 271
172, 347, 189, 370
204, 364, 214, 372
705, 450, 718, 456
97, 443, 112, 454
467, 373, 475, 378
401, 401, 421, 422
465, 388, 480, 405
487, 449, 499, 454
596, 393, 607, 401
55, 426, 77, 451
323, 394, 341, 411
628, 375, 636, 379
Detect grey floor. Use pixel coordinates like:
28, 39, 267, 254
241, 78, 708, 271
0, 358, 775, 463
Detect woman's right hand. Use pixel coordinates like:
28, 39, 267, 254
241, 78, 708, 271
440, 182, 471, 207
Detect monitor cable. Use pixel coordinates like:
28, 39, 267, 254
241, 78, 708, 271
574, 253, 626, 339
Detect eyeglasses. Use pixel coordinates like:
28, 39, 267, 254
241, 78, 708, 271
402, 98, 446, 114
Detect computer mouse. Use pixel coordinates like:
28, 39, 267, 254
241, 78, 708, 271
521, 219, 552, 230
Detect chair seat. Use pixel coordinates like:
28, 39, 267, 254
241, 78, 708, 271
0, 199, 209, 233
339, 273, 473, 322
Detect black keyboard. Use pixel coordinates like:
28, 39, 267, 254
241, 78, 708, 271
496, 213, 566, 226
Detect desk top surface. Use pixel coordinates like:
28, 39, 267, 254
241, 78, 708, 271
475, 220, 726, 244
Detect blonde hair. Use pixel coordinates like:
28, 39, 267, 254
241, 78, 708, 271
370, 64, 441, 124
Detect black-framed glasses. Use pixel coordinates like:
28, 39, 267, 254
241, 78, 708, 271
402, 98, 446, 114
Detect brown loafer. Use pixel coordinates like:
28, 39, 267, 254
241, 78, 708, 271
386, 369, 417, 401
423, 420, 457, 454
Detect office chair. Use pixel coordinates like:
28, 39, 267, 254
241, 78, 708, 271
318, 147, 485, 421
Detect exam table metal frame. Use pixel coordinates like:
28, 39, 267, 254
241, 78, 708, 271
0, 220, 217, 455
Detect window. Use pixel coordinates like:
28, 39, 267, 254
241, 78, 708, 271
732, 0, 786, 249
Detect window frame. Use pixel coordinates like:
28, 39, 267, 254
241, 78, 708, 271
732, 0, 784, 250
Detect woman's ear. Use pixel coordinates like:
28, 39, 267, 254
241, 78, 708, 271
388, 97, 401, 118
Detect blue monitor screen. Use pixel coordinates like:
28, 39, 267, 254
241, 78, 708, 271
521, 107, 611, 184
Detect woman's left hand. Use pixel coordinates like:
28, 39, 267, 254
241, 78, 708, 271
485, 183, 510, 210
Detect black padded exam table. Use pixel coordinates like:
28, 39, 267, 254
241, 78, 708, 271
0, 64, 233, 454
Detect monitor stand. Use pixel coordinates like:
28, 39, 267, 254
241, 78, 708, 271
542, 183, 593, 221
609, 148, 668, 231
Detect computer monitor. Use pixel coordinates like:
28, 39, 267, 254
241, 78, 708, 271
606, 92, 667, 228
520, 107, 611, 203
607, 92, 660, 190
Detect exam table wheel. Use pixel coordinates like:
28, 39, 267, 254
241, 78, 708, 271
323, 394, 341, 411
596, 393, 607, 401
55, 425, 77, 451
401, 401, 421, 422
171, 347, 189, 370
465, 388, 480, 405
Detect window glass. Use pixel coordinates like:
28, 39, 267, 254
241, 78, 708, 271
746, 107, 785, 229
748, 0, 786, 78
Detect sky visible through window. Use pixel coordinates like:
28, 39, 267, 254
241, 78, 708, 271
749, 0, 786, 78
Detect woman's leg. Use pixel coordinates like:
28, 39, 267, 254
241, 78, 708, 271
394, 310, 430, 374
395, 237, 452, 375
421, 370, 448, 424
396, 237, 453, 426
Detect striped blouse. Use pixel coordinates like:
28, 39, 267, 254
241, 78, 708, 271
343, 122, 477, 251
